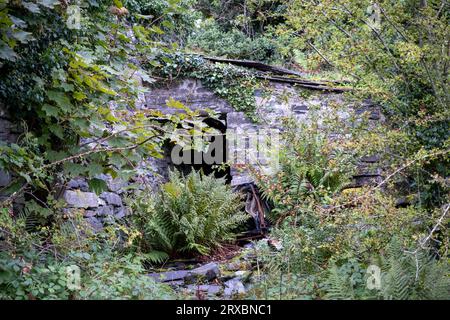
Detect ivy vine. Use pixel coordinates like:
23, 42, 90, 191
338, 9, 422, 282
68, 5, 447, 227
154, 53, 261, 122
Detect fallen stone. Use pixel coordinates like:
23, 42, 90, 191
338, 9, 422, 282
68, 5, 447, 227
224, 278, 246, 297
187, 284, 222, 295
85, 217, 103, 232
148, 262, 220, 284
148, 270, 190, 282
100, 192, 122, 207
167, 280, 185, 287
234, 270, 251, 279
188, 262, 220, 282
64, 190, 99, 208
224, 260, 252, 272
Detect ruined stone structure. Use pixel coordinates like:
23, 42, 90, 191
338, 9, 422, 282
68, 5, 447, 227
142, 78, 383, 187
0, 103, 22, 206
0, 76, 383, 227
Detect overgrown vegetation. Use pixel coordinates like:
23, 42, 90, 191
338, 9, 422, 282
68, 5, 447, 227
249, 115, 449, 300
0, 0, 448, 300
155, 53, 261, 121
128, 170, 246, 261
0, 207, 174, 299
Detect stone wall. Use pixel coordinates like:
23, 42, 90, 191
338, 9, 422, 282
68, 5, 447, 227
0, 103, 22, 204
63, 174, 129, 230
142, 78, 384, 187
1, 77, 383, 226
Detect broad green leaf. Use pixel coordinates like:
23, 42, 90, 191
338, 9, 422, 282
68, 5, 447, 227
48, 124, 64, 139
22, 1, 41, 13
63, 162, 86, 177
42, 104, 59, 117
47, 90, 73, 112
88, 178, 108, 195
0, 40, 18, 61
87, 163, 103, 177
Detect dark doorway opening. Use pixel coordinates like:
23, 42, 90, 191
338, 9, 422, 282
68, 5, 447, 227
166, 114, 231, 183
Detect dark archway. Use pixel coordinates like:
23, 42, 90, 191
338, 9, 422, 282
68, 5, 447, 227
166, 114, 231, 183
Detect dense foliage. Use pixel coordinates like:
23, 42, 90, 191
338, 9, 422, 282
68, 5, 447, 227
0, 206, 174, 299
0, 0, 448, 300
188, 0, 288, 63
250, 115, 449, 300
129, 170, 246, 260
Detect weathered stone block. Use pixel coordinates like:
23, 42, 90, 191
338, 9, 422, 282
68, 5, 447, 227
64, 190, 99, 208
85, 217, 103, 232
114, 206, 129, 219
187, 262, 220, 281
100, 192, 122, 207
96, 205, 114, 216
148, 270, 190, 282
67, 178, 89, 191
0, 170, 11, 187
108, 178, 127, 193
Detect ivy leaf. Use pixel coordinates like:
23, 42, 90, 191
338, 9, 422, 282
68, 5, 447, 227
47, 90, 73, 112
60, 83, 74, 92
87, 163, 103, 178
22, 2, 41, 13
11, 30, 34, 44
48, 124, 64, 139
63, 162, 86, 177
166, 97, 189, 111
0, 41, 18, 61
73, 91, 87, 101
47, 150, 69, 162
42, 104, 59, 117
88, 178, 108, 195
72, 118, 90, 134
108, 136, 129, 148
108, 153, 125, 168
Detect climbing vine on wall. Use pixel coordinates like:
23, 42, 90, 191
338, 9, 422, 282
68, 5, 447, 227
0, 1, 203, 204
154, 53, 261, 122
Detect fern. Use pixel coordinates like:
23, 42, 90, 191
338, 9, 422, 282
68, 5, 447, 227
130, 169, 247, 258
324, 262, 357, 300
141, 251, 170, 264
322, 238, 450, 300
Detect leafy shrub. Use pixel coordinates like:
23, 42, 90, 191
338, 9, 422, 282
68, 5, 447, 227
248, 217, 449, 300
323, 238, 449, 300
129, 169, 247, 258
254, 116, 355, 222
0, 249, 174, 300
188, 19, 279, 62
0, 206, 174, 300
248, 112, 449, 300
75, 250, 174, 300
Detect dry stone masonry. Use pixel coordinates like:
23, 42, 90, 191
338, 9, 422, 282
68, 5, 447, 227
0, 103, 22, 207
0, 75, 383, 226
143, 78, 384, 187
